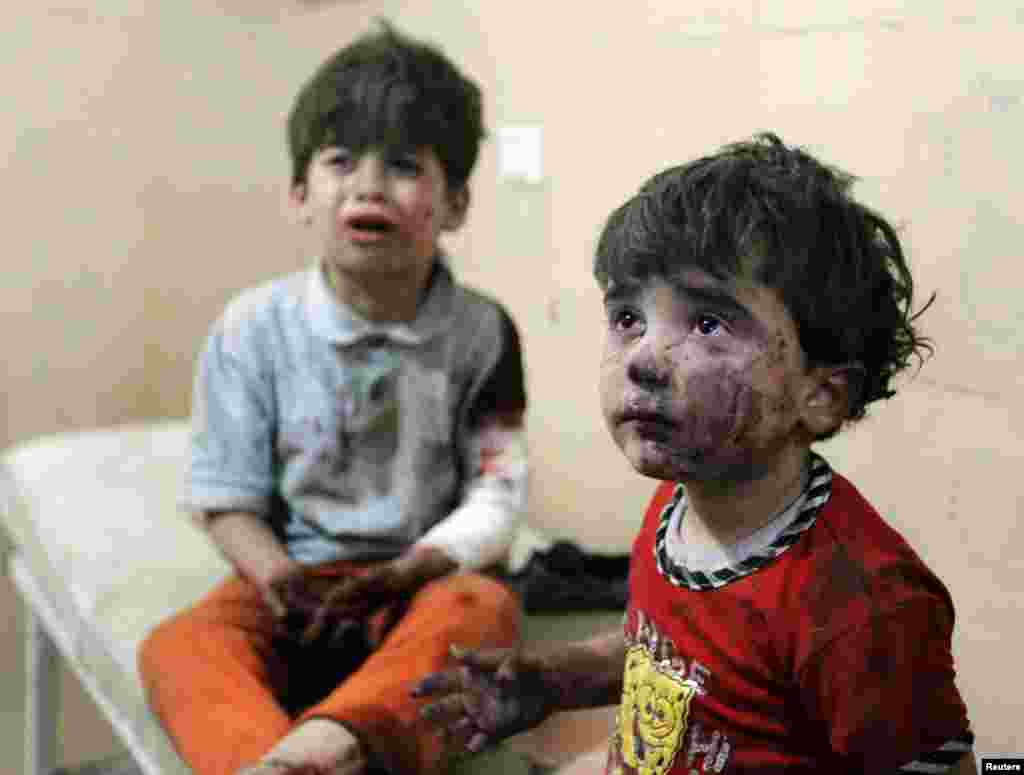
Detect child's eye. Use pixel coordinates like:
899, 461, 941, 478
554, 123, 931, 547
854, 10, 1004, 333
389, 155, 423, 176
694, 314, 724, 336
326, 151, 356, 172
609, 307, 643, 333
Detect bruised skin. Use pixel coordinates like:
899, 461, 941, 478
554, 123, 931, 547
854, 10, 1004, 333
601, 276, 810, 487
606, 350, 793, 483
414, 638, 625, 752
673, 362, 763, 457
666, 365, 790, 484
669, 349, 802, 478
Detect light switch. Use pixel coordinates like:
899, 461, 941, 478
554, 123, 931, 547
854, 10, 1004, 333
497, 125, 543, 183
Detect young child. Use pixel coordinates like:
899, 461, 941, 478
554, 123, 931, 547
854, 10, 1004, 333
413, 134, 977, 774
138, 21, 528, 775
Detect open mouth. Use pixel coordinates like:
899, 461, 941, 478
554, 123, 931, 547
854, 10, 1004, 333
346, 215, 397, 235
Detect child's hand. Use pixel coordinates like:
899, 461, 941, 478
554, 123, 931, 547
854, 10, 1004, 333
412, 645, 554, 752
268, 562, 409, 646
268, 547, 456, 646
256, 562, 303, 621
300, 563, 404, 645
299, 546, 457, 645
268, 571, 367, 646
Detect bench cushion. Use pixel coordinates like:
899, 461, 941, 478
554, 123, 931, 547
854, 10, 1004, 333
1, 421, 620, 773
2, 421, 222, 773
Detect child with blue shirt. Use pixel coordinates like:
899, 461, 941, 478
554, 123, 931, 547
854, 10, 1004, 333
139, 21, 528, 775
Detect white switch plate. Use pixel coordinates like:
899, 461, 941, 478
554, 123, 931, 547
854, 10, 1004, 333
497, 125, 543, 183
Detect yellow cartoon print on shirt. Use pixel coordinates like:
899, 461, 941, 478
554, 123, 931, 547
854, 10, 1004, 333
616, 644, 697, 775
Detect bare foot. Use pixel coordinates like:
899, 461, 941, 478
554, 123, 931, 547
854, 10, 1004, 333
238, 719, 367, 775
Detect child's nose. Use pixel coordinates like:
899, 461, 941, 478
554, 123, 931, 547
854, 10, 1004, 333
625, 335, 671, 389
351, 156, 387, 201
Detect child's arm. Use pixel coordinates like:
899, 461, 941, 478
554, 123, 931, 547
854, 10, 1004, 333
415, 409, 527, 571
412, 630, 626, 752
185, 308, 288, 607
287, 406, 527, 645
202, 510, 458, 644
202, 510, 419, 645
204, 510, 301, 616
416, 305, 529, 571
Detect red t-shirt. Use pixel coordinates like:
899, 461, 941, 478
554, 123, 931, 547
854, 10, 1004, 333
608, 456, 973, 775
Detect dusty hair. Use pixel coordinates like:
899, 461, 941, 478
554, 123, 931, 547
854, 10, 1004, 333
594, 133, 933, 434
287, 20, 484, 188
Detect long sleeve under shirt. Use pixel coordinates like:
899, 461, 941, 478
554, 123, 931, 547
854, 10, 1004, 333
182, 259, 528, 568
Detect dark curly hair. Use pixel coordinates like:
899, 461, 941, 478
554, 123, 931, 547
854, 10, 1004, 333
287, 20, 484, 189
593, 133, 933, 435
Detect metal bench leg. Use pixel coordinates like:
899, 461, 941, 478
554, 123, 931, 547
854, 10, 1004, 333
25, 605, 60, 775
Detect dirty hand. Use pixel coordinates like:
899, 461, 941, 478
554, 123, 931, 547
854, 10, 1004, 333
302, 546, 455, 646
268, 564, 401, 646
412, 645, 554, 752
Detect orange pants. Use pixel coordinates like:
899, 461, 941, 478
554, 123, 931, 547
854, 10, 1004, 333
138, 564, 520, 775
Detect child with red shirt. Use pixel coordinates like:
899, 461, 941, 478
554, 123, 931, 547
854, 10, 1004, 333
413, 134, 976, 774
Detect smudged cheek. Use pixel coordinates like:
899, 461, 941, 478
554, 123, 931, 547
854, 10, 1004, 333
598, 348, 628, 428
669, 363, 763, 454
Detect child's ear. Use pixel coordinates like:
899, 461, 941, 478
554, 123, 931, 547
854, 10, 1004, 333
289, 183, 311, 226
801, 363, 863, 437
441, 186, 470, 231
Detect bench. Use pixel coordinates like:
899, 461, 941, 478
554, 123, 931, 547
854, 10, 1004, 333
1, 421, 620, 775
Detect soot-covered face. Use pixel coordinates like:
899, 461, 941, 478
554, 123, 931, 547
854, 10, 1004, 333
599, 268, 828, 486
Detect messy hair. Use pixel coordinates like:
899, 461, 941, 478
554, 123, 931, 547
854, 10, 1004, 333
594, 132, 933, 431
287, 20, 484, 188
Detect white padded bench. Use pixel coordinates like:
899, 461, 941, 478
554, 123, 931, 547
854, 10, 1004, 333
0, 421, 620, 775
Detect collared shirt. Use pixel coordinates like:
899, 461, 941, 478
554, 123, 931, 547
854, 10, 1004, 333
183, 258, 527, 565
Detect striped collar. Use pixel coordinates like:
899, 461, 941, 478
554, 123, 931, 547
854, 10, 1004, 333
654, 453, 833, 591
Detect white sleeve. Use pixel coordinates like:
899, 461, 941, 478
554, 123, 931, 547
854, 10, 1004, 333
417, 422, 528, 570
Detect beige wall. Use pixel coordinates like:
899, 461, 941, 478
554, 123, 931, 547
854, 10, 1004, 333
1, 0, 1021, 767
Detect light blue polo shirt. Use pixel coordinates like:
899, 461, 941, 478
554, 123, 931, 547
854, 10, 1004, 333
183, 259, 524, 565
